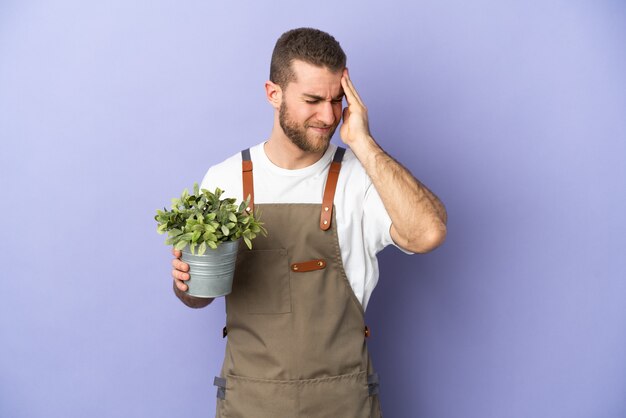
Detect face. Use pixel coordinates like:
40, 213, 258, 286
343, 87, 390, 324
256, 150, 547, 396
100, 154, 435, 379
278, 60, 344, 153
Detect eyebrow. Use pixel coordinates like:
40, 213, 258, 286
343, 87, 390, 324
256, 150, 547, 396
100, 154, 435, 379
303, 93, 345, 101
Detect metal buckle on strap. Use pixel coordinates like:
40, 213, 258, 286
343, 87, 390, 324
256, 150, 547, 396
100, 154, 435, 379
213, 376, 226, 400
367, 373, 380, 396
319, 147, 346, 231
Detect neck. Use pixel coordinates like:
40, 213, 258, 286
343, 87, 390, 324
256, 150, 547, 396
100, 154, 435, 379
265, 116, 327, 170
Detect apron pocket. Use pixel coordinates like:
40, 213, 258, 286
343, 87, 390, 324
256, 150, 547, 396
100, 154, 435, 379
221, 374, 298, 418
220, 372, 372, 418
235, 249, 292, 314
298, 371, 371, 418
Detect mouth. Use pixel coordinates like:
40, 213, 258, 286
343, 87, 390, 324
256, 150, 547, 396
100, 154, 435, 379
308, 126, 332, 133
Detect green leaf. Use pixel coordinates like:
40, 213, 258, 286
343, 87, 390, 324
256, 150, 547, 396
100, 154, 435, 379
174, 240, 188, 250
158, 182, 268, 251
198, 241, 207, 255
180, 232, 194, 241
169, 228, 183, 237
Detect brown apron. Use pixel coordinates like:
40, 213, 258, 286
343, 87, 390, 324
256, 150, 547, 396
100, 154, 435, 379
214, 147, 382, 418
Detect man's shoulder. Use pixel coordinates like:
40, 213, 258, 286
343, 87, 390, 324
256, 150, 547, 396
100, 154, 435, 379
208, 150, 242, 174
200, 143, 266, 199
338, 146, 370, 185
207, 142, 264, 174
339, 146, 359, 168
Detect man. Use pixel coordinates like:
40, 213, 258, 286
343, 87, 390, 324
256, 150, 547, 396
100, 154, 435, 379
170, 28, 447, 417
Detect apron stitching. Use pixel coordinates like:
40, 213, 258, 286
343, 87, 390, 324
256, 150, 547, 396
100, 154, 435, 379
330, 206, 366, 318
221, 149, 381, 416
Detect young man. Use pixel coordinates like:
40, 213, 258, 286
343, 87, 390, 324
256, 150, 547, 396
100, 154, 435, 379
171, 28, 447, 417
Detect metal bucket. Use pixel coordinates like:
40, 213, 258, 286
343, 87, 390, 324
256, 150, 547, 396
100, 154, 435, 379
181, 240, 240, 298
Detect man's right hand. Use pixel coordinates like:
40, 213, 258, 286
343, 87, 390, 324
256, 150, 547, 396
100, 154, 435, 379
172, 248, 190, 292
170, 248, 214, 308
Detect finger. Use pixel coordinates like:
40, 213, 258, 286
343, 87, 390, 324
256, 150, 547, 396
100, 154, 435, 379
172, 268, 190, 281
344, 72, 365, 107
175, 278, 188, 292
171, 247, 182, 258
341, 75, 356, 105
172, 258, 189, 272
342, 106, 350, 122
341, 74, 365, 110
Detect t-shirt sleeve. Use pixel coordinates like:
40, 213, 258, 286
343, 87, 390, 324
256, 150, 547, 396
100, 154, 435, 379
198, 154, 242, 201
200, 166, 215, 193
362, 181, 414, 255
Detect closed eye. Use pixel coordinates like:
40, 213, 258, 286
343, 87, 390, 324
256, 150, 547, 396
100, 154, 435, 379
306, 99, 343, 105
303, 93, 344, 104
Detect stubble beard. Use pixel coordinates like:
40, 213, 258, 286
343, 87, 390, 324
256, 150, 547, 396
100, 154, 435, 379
279, 100, 337, 153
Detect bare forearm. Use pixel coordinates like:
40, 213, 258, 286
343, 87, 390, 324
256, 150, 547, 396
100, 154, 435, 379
338, 69, 446, 252
351, 136, 447, 252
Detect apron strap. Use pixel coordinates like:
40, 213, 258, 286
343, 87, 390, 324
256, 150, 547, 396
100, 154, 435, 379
320, 147, 346, 230
367, 373, 380, 396
213, 376, 226, 399
241, 149, 254, 213
242, 146, 346, 228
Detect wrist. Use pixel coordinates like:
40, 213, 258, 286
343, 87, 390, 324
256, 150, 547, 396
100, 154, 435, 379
349, 135, 382, 165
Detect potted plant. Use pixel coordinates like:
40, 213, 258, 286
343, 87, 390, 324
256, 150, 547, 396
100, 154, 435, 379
155, 183, 266, 298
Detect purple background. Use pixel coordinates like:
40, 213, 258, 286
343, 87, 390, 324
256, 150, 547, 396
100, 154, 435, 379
1, 1, 625, 417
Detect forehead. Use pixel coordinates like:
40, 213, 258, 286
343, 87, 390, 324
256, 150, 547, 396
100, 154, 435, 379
287, 60, 343, 94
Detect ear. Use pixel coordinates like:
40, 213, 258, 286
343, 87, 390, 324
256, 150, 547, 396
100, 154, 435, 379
265, 80, 282, 110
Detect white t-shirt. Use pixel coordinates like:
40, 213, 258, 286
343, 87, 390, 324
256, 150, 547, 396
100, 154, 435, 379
200, 141, 409, 311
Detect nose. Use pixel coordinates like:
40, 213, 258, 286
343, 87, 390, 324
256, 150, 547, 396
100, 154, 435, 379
317, 101, 335, 126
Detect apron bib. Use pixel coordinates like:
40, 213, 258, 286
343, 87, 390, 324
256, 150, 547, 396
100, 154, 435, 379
214, 147, 382, 418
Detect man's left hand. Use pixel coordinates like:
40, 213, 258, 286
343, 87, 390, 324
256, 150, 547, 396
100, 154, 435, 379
340, 68, 372, 146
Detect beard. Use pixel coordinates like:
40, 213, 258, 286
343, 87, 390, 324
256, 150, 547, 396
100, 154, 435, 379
279, 100, 337, 153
